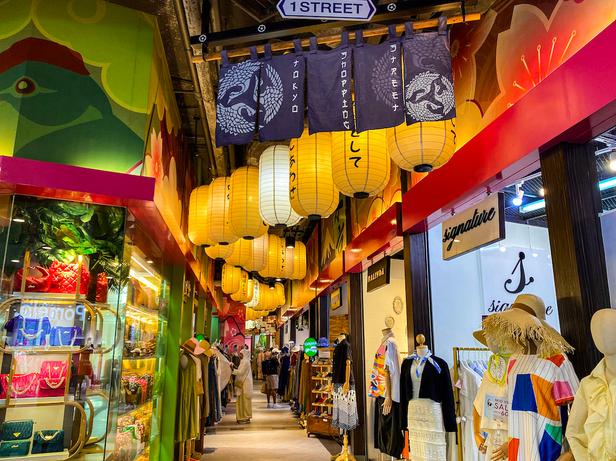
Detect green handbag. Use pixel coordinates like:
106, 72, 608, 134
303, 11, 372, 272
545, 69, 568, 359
32, 430, 64, 454
0, 440, 30, 457
0, 420, 33, 441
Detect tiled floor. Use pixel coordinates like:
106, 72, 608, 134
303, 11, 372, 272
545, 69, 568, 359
201, 382, 340, 460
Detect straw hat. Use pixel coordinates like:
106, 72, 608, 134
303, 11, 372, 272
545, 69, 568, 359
482, 294, 573, 357
472, 327, 488, 347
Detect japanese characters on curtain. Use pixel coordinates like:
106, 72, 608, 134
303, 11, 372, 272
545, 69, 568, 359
307, 32, 355, 133
353, 25, 404, 132
258, 41, 306, 141
214, 16, 455, 145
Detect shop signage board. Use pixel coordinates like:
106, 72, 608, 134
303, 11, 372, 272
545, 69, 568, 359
277, 0, 376, 21
442, 193, 505, 260
304, 337, 318, 357
331, 287, 342, 310
367, 256, 390, 292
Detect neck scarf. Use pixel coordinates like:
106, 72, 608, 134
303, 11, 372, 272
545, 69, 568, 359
409, 350, 441, 377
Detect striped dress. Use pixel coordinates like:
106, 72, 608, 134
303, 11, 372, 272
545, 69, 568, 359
507, 354, 579, 461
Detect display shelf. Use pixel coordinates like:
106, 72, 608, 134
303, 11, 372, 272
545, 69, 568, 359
307, 359, 334, 438
122, 356, 156, 362
0, 395, 74, 407
0, 449, 70, 460
3, 345, 82, 354
118, 400, 153, 417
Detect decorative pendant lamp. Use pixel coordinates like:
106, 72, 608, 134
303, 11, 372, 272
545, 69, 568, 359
231, 274, 253, 303
222, 263, 244, 295
225, 238, 253, 268
291, 241, 307, 280
188, 185, 212, 246
259, 234, 285, 279
259, 145, 302, 228
274, 282, 285, 306
206, 177, 238, 245
331, 130, 390, 198
289, 129, 339, 220
229, 166, 268, 240
244, 234, 268, 272
282, 246, 295, 279
386, 120, 456, 173
205, 244, 233, 260
245, 280, 261, 308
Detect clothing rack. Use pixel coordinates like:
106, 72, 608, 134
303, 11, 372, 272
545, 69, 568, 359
194, 13, 481, 62
452, 347, 491, 461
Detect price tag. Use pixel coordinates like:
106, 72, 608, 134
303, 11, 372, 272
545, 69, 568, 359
484, 395, 509, 423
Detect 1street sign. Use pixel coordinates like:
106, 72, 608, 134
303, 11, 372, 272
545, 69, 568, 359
277, 0, 376, 21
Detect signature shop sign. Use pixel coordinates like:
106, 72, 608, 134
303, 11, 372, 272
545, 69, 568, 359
277, 0, 376, 21
367, 256, 390, 292
442, 193, 505, 260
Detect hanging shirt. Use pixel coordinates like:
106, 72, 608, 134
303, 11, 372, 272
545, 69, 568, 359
507, 354, 579, 461
369, 336, 401, 402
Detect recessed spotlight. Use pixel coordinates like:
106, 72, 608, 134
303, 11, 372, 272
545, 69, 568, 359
499, 246, 507, 253
350, 248, 362, 253
146, 259, 154, 264
610, 151, 616, 171
11, 218, 25, 223
532, 253, 538, 258
275, 278, 282, 282
539, 187, 545, 197
10, 259, 20, 263
320, 279, 332, 283
390, 219, 397, 225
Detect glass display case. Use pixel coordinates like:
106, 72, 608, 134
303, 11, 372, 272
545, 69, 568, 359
0, 195, 168, 461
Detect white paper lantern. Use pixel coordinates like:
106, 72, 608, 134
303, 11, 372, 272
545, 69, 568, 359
259, 145, 302, 228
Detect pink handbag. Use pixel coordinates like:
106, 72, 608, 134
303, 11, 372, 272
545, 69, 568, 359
38, 361, 67, 397
0, 373, 39, 398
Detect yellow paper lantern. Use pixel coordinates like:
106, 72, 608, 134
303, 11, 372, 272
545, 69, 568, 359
274, 282, 285, 306
386, 120, 456, 173
222, 264, 244, 295
229, 166, 268, 240
259, 145, 302, 228
225, 238, 253, 268
205, 244, 233, 260
188, 185, 212, 246
282, 246, 294, 279
245, 280, 261, 308
289, 129, 339, 219
259, 234, 285, 279
331, 130, 390, 198
206, 177, 238, 245
292, 241, 307, 280
231, 274, 253, 303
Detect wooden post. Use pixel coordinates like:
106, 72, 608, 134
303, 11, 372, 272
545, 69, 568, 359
540, 142, 609, 377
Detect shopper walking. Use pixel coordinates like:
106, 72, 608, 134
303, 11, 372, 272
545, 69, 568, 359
233, 349, 253, 423
277, 346, 291, 401
262, 350, 280, 408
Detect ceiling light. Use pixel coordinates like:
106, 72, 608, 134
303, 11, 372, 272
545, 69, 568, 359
512, 182, 524, 206
499, 246, 507, 253
454, 239, 461, 243
610, 150, 616, 171
285, 237, 295, 249
539, 187, 545, 197
275, 278, 282, 282
10, 259, 20, 263
11, 218, 25, 223
320, 279, 332, 283
390, 219, 397, 225
532, 252, 539, 258
146, 259, 154, 264
42, 246, 52, 250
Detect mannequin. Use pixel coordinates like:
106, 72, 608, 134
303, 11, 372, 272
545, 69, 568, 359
567, 308, 616, 461
369, 318, 403, 459
333, 333, 358, 461
400, 334, 456, 461
482, 295, 579, 461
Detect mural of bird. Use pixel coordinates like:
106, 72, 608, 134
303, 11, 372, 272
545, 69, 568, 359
0, 37, 143, 173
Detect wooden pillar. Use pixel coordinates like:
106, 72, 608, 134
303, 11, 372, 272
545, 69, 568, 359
540, 142, 609, 377
403, 232, 434, 352
348, 272, 368, 459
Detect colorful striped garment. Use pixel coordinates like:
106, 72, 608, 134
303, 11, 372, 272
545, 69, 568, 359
507, 354, 579, 461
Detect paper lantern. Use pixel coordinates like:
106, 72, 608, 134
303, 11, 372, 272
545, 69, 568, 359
245, 280, 261, 308
386, 120, 456, 173
331, 130, 390, 198
243, 234, 268, 272
282, 246, 294, 279
205, 244, 233, 260
289, 129, 339, 219
292, 241, 307, 280
229, 166, 268, 239
259, 145, 302, 228
232, 275, 253, 303
222, 264, 244, 295
275, 282, 285, 306
206, 177, 238, 245
258, 234, 285, 279
188, 185, 212, 246
225, 238, 253, 268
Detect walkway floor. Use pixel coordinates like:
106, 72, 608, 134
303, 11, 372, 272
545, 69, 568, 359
201, 381, 340, 460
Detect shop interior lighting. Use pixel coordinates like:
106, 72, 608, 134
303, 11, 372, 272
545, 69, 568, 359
512, 183, 525, 206
539, 187, 545, 197
10, 259, 19, 263
285, 237, 295, 249
520, 175, 616, 213
11, 217, 25, 223
350, 248, 362, 253
610, 149, 616, 171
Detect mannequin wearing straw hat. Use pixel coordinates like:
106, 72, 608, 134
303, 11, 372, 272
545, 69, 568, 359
566, 308, 616, 461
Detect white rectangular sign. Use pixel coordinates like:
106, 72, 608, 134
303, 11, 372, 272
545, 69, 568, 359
277, 0, 376, 21
442, 193, 505, 260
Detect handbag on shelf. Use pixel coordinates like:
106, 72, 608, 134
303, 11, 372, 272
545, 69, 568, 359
49, 261, 90, 295
13, 266, 51, 293
49, 326, 83, 347
0, 440, 30, 457
0, 419, 34, 440
31, 430, 64, 454
38, 361, 67, 397
3, 315, 51, 347
0, 373, 39, 399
